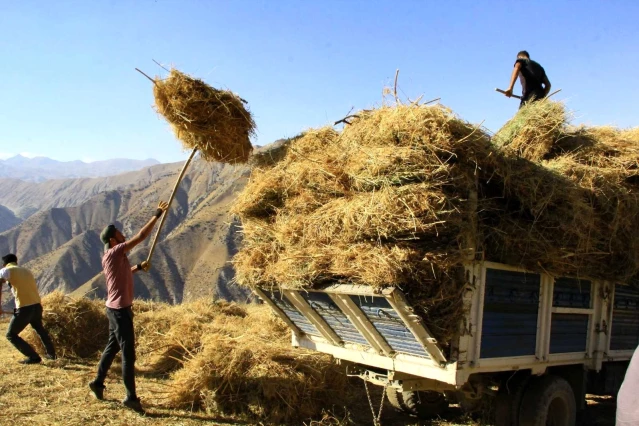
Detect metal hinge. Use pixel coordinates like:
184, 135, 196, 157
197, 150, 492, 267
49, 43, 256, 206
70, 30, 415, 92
595, 320, 609, 335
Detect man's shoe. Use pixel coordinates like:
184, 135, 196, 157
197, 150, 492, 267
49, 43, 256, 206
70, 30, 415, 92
18, 357, 41, 364
122, 397, 145, 414
89, 381, 105, 400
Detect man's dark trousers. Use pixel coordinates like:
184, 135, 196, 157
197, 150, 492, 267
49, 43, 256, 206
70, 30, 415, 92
520, 88, 546, 109
95, 306, 137, 399
6, 303, 56, 360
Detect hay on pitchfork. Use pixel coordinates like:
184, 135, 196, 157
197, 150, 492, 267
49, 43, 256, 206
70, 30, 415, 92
153, 68, 256, 164
24, 291, 108, 359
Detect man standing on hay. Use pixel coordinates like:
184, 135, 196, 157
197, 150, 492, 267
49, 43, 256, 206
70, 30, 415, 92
503, 50, 551, 108
0, 253, 57, 364
89, 201, 168, 414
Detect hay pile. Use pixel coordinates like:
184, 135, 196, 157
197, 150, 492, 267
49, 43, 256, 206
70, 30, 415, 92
135, 301, 347, 424
25, 291, 108, 358
232, 99, 639, 344
163, 303, 348, 423
28, 295, 347, 424
153, 68, 256, 164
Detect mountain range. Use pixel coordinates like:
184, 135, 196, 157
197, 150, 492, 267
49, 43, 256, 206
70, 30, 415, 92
0, 155, 160, 183
0, 150, 268, 309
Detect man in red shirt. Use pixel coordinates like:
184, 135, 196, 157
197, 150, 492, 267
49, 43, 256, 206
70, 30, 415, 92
89, 200, 168, 413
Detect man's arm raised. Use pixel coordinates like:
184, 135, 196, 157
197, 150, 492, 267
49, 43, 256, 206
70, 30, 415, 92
124, 201, 169, 253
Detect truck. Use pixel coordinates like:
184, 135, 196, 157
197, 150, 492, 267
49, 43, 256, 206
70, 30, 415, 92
253, 260, 639, 425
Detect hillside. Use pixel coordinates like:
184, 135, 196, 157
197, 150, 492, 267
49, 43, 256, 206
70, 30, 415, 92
0, 204, 20, 232
0, 161, 179, 220
0, 155, 159, 182
0, 155, 253, 306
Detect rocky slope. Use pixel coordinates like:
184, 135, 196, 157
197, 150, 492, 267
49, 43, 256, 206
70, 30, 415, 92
0, 155, 256, 307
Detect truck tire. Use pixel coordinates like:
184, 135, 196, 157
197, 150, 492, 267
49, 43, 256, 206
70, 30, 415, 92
518, 375, 576, 426
386, 388, 408, 412
402, 390, 448, 418
494, 374, 530, 426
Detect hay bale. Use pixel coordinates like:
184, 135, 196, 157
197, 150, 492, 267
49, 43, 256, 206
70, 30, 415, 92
274, 183, 464, 246
167, 304, 348, 424
24, 291, 108, 359
232, 128, 344, 218
153, 69, 256, 164
493, 100, 567, 161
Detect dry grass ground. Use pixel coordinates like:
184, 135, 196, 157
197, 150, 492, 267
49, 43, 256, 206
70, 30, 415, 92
0, 314, 616, 426
0, 317, 245, 426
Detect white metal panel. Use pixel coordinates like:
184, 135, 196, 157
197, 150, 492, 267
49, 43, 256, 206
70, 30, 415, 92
283, 290, 343, 346
384, 289, 447, 365
253, 288, 303, 337
328, 293, 394, 356
295, 334, 459, 385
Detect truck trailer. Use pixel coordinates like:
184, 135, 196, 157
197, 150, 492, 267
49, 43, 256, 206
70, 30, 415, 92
255, 260, 639, 425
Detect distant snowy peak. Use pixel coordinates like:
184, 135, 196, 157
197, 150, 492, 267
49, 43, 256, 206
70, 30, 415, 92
0, 156, 160, 182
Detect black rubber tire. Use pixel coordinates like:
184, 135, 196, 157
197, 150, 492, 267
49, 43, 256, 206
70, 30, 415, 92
494, 375, 530, 426
386, 387, 408, 412
402, 390, 448, 419
457, 392, 484, 413
518, 375, 576, 426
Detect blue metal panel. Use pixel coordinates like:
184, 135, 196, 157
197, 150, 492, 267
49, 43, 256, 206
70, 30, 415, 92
349, 295, 429, 358
611, 285, 639, 350
480, 269, 540, 359
553, 278, 591, 308
301, 292, 369, 346
265, 290, 321, 337
549, 314, 588, 353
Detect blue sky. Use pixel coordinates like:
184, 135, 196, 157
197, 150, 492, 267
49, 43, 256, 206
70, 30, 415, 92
0, 0, 637, 164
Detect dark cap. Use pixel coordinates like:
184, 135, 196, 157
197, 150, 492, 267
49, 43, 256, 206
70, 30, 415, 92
100, 224, 117, 249
2, 253, 17, 265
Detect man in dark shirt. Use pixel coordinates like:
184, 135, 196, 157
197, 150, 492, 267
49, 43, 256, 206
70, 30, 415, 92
503, 50, 551, 108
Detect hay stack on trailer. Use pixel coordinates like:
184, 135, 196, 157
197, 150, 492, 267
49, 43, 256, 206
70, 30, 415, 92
232, 99, 639, 344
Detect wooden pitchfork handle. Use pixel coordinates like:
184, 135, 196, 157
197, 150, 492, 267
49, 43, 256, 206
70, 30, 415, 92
145, 148, 198, 264
496, 88, 562, 100
495, 88, 522, 100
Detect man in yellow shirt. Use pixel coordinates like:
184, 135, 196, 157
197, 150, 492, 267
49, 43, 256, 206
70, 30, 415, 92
0, 253, 56, 364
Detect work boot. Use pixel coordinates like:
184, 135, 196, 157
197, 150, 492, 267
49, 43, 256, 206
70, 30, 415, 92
89, 381, 105, 400
18, 357, 41, 365
122, 397, 145, 413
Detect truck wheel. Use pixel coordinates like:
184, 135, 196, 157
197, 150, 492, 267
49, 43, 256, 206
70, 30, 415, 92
386, 387, 408, 412
458, 394, 483, 413
386, 388, 448, 418
495, 375, 530, 426
518, 375, 576, 426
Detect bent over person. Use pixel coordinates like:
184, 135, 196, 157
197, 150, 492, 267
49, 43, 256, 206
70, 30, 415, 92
89, 200, 168, 413
0, 253, 56, 364
503, 50, 551, 108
